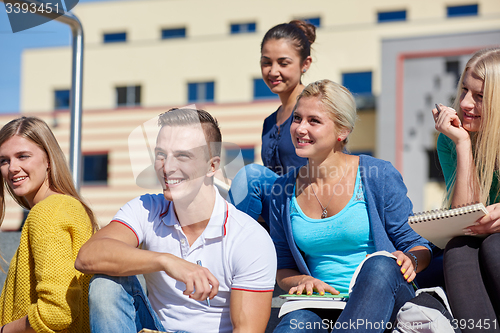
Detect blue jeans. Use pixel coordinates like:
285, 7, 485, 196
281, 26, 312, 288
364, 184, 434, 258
274, 256, 416, 333
89, 275, 185, 333
227, 164, 278, 223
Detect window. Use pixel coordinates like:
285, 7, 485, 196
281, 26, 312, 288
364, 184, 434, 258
253, 78, 278, 100
342, 71, 374, 109
447, 4, 478, 17
83, 153, 108, 185
301, 17, 321, 28
225, 146, 254, 166
103, 32, 127, 43
162, 27, 186, 39
188, 81, 214, 103
230, 22, 256, 34
377, 10, 406, 23
427, 149, 444, 182
446, 59, 461, 85
342, 71, 372, 95
116, 85, 141, 107
54, 89, 70, 109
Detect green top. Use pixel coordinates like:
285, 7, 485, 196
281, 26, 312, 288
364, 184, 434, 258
436, 133, 500, 205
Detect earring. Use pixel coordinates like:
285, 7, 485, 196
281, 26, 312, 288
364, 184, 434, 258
302, 69, 307, 73
337, 138, 342, 142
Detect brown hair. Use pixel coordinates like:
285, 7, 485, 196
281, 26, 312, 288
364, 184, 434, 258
158, 108, 222, 158
261, 20, 316, 62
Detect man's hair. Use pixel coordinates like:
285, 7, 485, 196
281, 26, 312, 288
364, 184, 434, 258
158, 108, 222, 158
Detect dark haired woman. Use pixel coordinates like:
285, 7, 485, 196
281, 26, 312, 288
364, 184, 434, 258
228, 20, 316, 223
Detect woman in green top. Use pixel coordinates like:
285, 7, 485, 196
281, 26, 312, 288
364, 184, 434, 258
432, 47, 500, 333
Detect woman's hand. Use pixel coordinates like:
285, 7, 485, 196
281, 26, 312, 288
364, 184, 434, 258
432, 104, 469, 144
392, 251, 416, 283
287, 275, 339, 296
466, 203, 500, 235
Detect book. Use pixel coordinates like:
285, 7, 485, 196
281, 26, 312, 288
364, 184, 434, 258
408, 203, 488, 248
278, 293, 349, 317
277, 251, 398, 317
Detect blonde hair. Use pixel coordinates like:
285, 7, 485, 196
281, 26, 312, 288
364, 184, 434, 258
447, 47, 500, 205
0, 117, 99, 233
295, 79, 357, 148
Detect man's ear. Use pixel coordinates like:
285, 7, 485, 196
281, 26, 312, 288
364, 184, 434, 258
207, 156, 221, 177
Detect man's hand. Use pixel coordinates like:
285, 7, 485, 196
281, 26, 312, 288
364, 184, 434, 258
162, 256, 219, 301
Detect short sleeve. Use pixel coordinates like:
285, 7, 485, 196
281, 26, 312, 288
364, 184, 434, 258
112, 194, 167, 246
229, 217, 277, 292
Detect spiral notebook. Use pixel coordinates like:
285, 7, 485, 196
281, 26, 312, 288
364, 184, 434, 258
408, 203, 488, 248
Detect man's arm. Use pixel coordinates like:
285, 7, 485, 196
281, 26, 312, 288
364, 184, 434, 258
230, 289, 272, 333
75, 221, 219, 300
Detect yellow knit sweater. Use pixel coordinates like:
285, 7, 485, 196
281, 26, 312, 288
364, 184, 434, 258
0, 194, 93, 333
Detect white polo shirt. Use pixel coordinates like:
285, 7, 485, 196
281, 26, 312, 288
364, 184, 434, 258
112, 187, 277, 333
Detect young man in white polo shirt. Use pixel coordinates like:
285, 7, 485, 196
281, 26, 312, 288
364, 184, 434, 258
76, 108, 277, 333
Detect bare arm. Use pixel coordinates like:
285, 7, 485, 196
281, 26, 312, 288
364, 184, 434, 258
432, 105, 478, 205
276, 269, 339, 296
2, 316, 35, 333
392, 246, 431, 284
230, 289, 272, 333
75, 222, 219, 301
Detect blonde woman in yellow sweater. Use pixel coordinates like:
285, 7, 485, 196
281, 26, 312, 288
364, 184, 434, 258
0, 117, 98, 333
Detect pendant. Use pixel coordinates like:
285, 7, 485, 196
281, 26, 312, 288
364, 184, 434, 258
321, 209, 328, 219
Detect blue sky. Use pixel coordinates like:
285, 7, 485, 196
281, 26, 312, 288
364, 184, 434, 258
0, 0, 118, 114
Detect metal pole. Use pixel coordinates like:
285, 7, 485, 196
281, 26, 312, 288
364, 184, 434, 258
1, 0, 84, 190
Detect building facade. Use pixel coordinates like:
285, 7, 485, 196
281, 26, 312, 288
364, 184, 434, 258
1, 0, 499, 229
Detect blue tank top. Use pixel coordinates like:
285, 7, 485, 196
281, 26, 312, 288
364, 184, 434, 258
291, 166, 375, 293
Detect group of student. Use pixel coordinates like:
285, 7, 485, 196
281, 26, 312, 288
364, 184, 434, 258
0, 19, 498, 333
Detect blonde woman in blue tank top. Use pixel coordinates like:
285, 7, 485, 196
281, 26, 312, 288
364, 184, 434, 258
270, 79, 433, 333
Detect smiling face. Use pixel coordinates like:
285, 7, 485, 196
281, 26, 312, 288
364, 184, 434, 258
260, 38, 310, 97
459, 70, 484, 133
0, 135, 51, 207
290, 96, 341, 160
154, 125, 215, 205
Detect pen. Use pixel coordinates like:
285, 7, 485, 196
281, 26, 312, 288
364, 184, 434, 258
196, 260, 211, 307
435, 103, 441, 116
435, 103, 462, 127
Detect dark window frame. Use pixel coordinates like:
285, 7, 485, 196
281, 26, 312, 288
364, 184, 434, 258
230, 22, 256, 34
161, 27, 186, 39
103, 32, 127, 43
82, 152, 109, 186
54, 89, 70, 110
447, 4, 478, 17
116, 85, 141, 107
187, 81, 215, 103
377, 10, 407, 23
253, 78, 278, 100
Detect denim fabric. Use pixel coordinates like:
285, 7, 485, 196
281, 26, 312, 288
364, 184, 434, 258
89, 275, 189, 333
274, 256, 415, 333
227, 163, 278, 223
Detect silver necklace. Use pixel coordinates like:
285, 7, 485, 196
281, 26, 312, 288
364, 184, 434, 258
308, 155, 348, 219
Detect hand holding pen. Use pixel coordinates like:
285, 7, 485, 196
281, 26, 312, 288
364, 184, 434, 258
433, 103, 468, 144
197, 260, 211, 307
